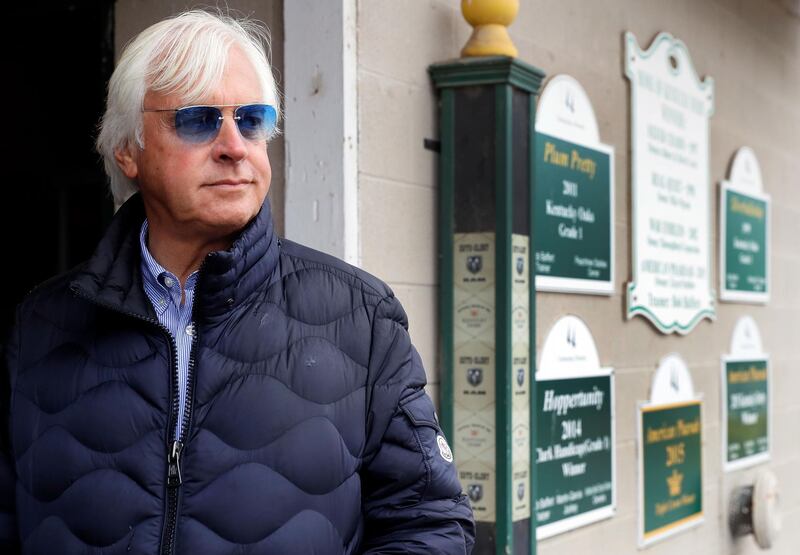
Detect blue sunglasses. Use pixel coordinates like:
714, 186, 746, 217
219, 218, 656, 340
142, 103, 277, 144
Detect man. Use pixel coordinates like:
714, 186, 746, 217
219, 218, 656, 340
0, 10, 474, 554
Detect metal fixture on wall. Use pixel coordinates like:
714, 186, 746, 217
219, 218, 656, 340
729, 469, 782, 549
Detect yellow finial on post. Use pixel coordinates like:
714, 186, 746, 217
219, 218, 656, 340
460, 0, 519, 58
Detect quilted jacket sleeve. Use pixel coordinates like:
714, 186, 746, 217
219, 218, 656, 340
0, 311, 20, 552
360, 294, 475, 555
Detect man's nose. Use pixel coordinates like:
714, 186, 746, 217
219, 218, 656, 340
212, 113, 248, 163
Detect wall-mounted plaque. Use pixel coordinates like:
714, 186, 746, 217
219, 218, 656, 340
722, 316, 770, 471
638, 354, 703, 547
720, 148, 770, 304
534, 75, 614, 295
535, 315, 615, 539
624, 32, 716, 334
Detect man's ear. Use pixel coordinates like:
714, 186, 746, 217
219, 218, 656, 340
114, 141, 139, 179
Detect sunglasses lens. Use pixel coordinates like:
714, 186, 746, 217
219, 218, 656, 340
174, 106, 221, 143
235, 104, 277, 141
172, 104, 276, 143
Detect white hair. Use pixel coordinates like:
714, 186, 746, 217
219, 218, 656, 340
96, 9, 281, 205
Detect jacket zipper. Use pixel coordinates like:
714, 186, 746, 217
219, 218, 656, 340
161, 325, 199, 555
70, 285, 200, 555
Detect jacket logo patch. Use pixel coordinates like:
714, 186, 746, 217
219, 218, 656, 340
436, 435, 454, 463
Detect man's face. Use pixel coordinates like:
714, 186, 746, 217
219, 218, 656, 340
116, 47, 272, 241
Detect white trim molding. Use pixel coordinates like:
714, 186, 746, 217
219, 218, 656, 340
284, 0, 360, 265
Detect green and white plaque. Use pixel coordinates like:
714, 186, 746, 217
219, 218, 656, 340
638, 354, 703, 547
534, 75, 614, 295
722, 316, 770, 471
720, 148, 770, 304
535, 315, 615, 539
625, 32, 716, 334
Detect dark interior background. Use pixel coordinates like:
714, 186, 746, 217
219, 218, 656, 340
3, 1, 115, 341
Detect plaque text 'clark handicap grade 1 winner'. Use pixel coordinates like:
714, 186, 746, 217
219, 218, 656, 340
535, 316, 615, 539
535, 377, 613, 534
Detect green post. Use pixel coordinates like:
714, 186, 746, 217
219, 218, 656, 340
527, 91, 539, 553
430, 56, 545, 555
439, 87, 456, 441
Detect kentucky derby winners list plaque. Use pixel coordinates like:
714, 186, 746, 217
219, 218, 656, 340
625, 32, 716, 334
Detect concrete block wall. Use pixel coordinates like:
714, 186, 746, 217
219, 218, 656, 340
357, 0, 460, 405
356, 0, 799, 553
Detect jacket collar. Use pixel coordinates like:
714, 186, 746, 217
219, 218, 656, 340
69, 193, 281, 322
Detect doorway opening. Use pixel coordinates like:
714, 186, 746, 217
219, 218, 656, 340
3, 1, 115, 339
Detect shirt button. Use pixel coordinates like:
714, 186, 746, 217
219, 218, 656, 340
185, 324, 194, 337
158, 298, 167, 307
164, 276, 174, 288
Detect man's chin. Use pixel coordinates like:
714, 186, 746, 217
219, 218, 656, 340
200, 208, 260, 239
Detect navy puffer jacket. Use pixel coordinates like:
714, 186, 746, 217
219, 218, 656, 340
0, 194, 474, 554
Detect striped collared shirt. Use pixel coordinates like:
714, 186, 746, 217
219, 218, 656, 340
139, 220, 199, 441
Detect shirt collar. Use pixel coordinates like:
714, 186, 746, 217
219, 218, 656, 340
70, 193, 281, 323
139, 220, 199, 315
